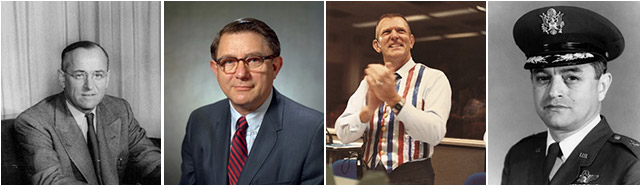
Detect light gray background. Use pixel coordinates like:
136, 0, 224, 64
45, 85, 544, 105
163, 1, 324, 184
488, 1, 640, 184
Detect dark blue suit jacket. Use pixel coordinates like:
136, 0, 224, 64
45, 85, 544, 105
179, 89, 324, 185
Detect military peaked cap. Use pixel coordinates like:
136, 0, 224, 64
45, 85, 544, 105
513, 6, 624, 69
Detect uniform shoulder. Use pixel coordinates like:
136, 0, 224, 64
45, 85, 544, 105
509, 132, 546, 151
608, 133, 640, 158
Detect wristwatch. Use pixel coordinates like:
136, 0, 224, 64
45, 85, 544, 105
391, 99, 405, 115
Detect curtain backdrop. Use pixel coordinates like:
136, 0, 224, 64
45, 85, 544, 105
1, 1, 161, 138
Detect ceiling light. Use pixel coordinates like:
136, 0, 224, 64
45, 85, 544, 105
352, 21, 378, 28
430, 7, 478, 18
415, 36, 443, 42
444, 32, 479, 39
352, 14, 429, 28
405, 14, 430, 22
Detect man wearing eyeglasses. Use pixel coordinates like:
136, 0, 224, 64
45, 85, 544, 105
13, 41, 161, 184
179, 18, 323, 185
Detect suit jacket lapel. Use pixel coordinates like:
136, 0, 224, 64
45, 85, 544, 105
52, 93, 98, 184
96, 102, 121, 184
550, 116, 612, 184
238, 90, 283, 184
211, 104, 231, 184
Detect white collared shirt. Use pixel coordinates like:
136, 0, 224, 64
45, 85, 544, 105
228, 90, 273, 155
546, 115, 601, 162
65, 100, 97, 142
335, 58, 451, 171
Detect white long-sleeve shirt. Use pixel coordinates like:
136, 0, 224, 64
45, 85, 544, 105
335, 58, 451, 172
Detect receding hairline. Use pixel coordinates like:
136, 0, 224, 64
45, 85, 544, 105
374, 15, 412, 38
61, 46, 109, 71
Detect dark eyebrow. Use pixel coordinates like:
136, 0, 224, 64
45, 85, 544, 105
559, 67, 583, 74
531, 68, 546, 74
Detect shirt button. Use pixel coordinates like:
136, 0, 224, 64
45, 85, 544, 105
379, 150, 385, 155
381, 138, 386, 142
381, 127, 386, 132
383, 113, 388, 118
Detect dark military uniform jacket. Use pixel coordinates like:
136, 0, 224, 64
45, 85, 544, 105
502, 116, 640, 185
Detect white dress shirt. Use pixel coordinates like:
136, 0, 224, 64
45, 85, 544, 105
229, 90, 273, 155
545, 114, 601, 179
335, 58, 451, 171
66, 100, 97, 142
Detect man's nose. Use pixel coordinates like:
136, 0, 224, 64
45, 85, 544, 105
234, 61, 250, 79
389, 30, 400, 40
548, 76, 566, 98
83, 75, 95, 90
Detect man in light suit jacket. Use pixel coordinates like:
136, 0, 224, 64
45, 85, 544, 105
179, 18, 324, 185
14, 41, 161, 185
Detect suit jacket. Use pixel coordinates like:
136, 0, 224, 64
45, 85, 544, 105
14, 92, 161, 185
502, 116, 640, 185
180, 89, 324, 185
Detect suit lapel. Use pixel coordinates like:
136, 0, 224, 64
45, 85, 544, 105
211, 105, 231, 184
550, 116, 612, 184
96, 102, 121, 184
238, 90, 283, 184
52, 93, 98, 184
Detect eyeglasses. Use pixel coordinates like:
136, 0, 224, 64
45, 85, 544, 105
60, 70, 108, 81
214, 55, 278, 74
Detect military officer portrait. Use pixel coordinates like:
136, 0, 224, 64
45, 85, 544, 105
488, 1, 640, 185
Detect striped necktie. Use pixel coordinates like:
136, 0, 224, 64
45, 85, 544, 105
228, 116, 248, 185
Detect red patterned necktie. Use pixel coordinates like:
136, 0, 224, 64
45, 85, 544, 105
228, 116, 248, 185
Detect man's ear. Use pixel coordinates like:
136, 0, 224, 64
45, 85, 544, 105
58, 69, 66, 89
271, 56, 283, 79
409, 34, 415, 49
210, 60, 219, 76
372, 39, 382, 53
597, 72, 612, 101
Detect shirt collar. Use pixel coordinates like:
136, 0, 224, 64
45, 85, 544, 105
546, 115, 601, 161
65, 100, 96, 118
394, 57, 416, 79
229, 89, 273, 130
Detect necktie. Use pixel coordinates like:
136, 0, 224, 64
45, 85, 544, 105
85, 113, 103, 184
228, 116, 248, 185
544, 142, 563, 183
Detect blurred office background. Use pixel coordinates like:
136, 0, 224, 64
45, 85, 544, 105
326, 1, 486, 185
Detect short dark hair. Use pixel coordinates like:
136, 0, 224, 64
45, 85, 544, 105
375, 13, 411, 37
61, 41, 109, 71
210, 18, 280, 59
590, 61, 607, 79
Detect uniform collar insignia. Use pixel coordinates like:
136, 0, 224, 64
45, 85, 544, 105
579, 152, 588, 159
540, 8, 565, 35
575, 170, 599, 184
